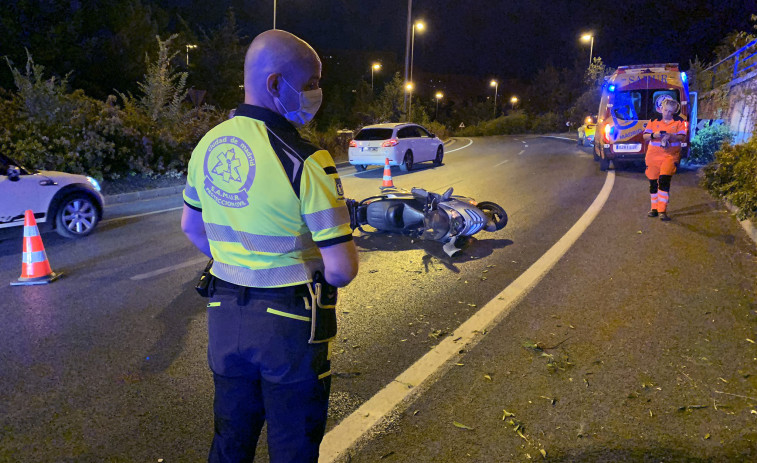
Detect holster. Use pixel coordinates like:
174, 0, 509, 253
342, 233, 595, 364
195, 259, 215, 297
304, 271, 338, 344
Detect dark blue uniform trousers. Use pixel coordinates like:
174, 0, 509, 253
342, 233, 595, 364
206, 281, 331, 463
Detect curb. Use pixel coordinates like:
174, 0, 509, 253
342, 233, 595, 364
723, 201, 757, 248
105, 185, 185, 205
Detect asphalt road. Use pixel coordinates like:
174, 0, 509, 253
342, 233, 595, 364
0, 136, 755, 462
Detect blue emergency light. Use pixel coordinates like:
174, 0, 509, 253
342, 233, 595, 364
681, 72, 687, 83
608, 85, 616, 92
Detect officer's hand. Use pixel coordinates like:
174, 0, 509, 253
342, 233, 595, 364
653, 131, 661, 139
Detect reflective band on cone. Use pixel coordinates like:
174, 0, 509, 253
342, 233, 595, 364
380, 157, 395, 190
11, 210, 62, 286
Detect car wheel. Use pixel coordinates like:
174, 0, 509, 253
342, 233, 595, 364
599, 157, 610, 172
433, 145, 444, 166
55, 193, 99, 238
400, 151, 414, 172
593, 145, 600, 161
355, 164, 367, 172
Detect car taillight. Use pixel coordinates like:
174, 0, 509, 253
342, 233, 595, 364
381, 138, 399, 147
349, 140, 357, 148
603, 124, 613, 143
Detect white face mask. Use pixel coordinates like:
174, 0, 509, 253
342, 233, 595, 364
274, 76, 323, 126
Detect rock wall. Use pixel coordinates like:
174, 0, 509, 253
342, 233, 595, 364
697, 69, 757, 144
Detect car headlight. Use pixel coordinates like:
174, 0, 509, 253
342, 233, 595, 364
86, 176, 101, 192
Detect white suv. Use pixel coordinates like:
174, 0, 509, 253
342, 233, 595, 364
348, 123, 444, 172
0, 154, 104, 238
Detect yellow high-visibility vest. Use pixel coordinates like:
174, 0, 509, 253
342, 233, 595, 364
183, 105, 352, 288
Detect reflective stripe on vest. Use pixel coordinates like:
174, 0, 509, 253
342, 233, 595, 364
184, 185, 200, 202
212, 260, 322, 287
205, 222, 314, 254
649, 141, 681, 147
302, 207, 351, 233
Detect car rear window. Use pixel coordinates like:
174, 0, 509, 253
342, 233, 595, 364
354, 128, 394, 141
612, 89, 680, 121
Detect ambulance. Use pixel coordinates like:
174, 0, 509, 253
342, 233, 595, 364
594, 63, 691, 171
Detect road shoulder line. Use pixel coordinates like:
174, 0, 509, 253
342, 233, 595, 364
320, 171, 616, 462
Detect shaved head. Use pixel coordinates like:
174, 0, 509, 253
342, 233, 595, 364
243, 30, 321, 110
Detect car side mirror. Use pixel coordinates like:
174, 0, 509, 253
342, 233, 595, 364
430, 133, 436, 138
7, 165, 21, 182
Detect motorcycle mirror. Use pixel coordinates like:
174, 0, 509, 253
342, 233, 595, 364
442, 187, 453, 201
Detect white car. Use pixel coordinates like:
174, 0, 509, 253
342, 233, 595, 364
348, 123, 444, 172
0, 153, 104, 238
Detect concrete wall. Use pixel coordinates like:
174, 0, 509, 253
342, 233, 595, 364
698, 69, 757, 144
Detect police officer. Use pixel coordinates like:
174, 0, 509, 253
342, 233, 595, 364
181, 29, 359, 462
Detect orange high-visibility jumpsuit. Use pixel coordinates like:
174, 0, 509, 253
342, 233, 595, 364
643, 117, 686, 213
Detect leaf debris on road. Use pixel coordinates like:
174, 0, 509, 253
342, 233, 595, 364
453, 421, 475, 430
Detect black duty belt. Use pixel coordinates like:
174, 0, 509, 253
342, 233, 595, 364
211, 277, 311, 303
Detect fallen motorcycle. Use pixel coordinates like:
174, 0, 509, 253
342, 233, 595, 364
345, 187, 508, 256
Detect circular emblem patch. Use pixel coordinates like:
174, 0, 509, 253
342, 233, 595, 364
203, 136, 256, 208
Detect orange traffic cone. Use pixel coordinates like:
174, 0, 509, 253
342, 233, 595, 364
380, 157, 395, 190
11, 210, 62, 286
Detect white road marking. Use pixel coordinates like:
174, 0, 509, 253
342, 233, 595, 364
524, 144, 529, 148
517, 150, 525, 156
320, 171, 616, 462
444, 138, 473, 153
339, 139, 474, 178
494, 159, 510, 167
130, 256, 210, 280
102, 206, 183, 224
542, 135, 577, 142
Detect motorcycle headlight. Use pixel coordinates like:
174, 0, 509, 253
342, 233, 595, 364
86, 176, 102, 192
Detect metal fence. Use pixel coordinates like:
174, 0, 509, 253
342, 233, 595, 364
700, 39, 757, 92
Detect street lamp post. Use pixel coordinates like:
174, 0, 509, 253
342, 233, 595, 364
371, 63, 382, 92
510, 96, 519, 110
435, 92, 443, 120
410, 21, 425, 83
406, 82, 414, 121
403, 0, 412, 114
581, 33, 594, 66
186, 44, 197, 66
273, 0, 277, 29
490, 80, 498, 117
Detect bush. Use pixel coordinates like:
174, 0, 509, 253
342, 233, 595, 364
689, 123, 733, 164
528, 111, 564, 133
424, 121, 451, 140
702, 138, 757, 220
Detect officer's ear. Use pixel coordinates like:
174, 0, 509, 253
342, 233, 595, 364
266, 73, 282, 98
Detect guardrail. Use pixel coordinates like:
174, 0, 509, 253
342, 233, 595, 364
701, 39, 757, 92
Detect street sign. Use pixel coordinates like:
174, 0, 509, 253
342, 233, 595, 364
459, 122, 465, 128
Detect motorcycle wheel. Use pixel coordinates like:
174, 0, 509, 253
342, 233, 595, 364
477, 201, 508, 231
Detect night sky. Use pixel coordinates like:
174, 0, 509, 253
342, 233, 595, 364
168, 0, 756, 80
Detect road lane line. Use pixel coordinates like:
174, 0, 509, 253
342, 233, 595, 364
494, 159, 510, 167
542, 135, 576, 142
444, 138, 473, 153
320, 171, 616, 462
517, 150, 525, 156
340, 139, 473, 178
130, 256, 209, 280
524, 144, 529, 148
102, 206, 183, 224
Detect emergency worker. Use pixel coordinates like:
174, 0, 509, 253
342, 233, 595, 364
642, 97, 686, 221
181, 29, 359, 462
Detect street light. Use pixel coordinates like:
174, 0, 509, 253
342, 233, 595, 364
410, 20, 425, 83
371, 63, 382, 92
490, 80, 498, 117
510, 95, 519, 110
273, 0, 277, 29
435, 92, 443, 120
186, 44, 197, 66
403, 0, 413, 115
406, 82, 414, 120
581, 33, 594, 66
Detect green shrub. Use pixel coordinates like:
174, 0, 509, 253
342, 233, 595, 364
702, 138, 757, 220
424, 121, 451, 140
528, 111, 564, 133
689, 123, 733, 164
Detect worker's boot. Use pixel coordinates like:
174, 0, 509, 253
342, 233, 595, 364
647, 209, 658, 218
